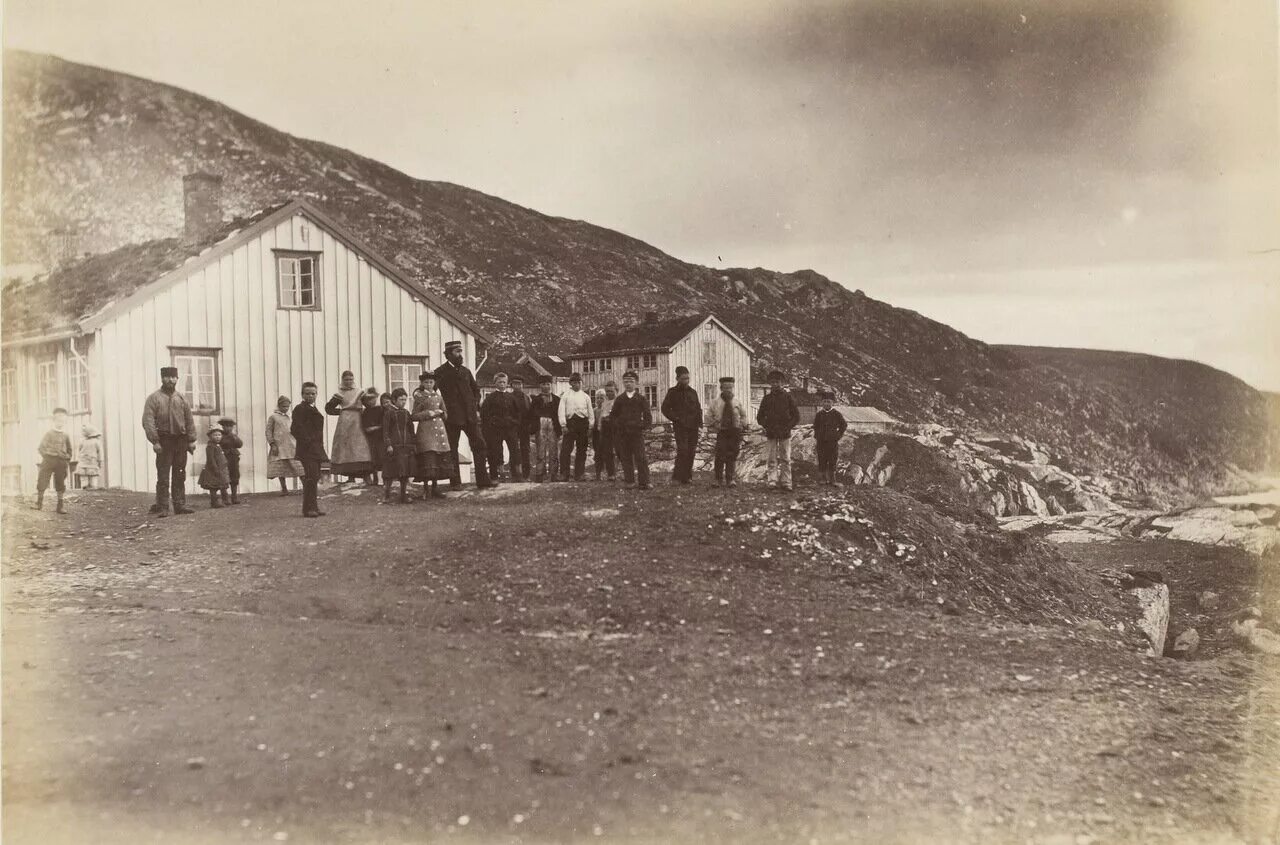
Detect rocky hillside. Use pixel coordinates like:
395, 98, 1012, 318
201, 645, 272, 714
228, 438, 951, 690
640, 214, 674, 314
2, 51, 1271, 504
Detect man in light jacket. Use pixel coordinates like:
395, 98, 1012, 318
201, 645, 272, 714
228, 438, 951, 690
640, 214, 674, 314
141, 366, 197, 516
557, 372, 594, 481
756, 369, 800, 491
705, 376, 750, 487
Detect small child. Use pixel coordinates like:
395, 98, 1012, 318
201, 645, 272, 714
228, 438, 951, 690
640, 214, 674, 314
266, 396, 303, 494
76, 424, 104, 489
34, 407, 73, 513
198, 426, 231, 508
813, 390, 848, 485
217, 417, 244, 504
381, 388, 415, 503
360, 389, 385, 488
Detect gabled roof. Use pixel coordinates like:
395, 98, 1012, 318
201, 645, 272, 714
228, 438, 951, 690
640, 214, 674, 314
572, 312, 752, 357
528, 353, 572, 378
477, 353, 546, 387
3, 198, 494, 344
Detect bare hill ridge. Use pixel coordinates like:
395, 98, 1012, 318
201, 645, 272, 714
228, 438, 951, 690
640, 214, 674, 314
2, 50, 1271, 503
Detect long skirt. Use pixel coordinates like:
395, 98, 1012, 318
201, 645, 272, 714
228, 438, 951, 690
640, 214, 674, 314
383, 444, 414, 479
331, 409, 373, 474
416, 449, 454, 482
267, 457, 304, 479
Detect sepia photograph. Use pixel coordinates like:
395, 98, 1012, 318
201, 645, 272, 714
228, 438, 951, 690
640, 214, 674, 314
1, 1, 1277, 842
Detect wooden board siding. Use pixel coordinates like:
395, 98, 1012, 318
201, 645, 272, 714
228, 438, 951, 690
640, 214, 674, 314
89, 211, 477, 494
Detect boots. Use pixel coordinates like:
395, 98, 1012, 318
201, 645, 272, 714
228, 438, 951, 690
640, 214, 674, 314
55, 494, 66, 514
34, 491, 44, 510
399, 482, 410, 504
382, 479, 393, 503
221, 489, 232, 507
230, 486, 241, 505
210, 491, 224, 508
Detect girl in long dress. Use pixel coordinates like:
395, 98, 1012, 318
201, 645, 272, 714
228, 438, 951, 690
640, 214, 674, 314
324, 370, 374, 483
359, 388, 384, 486
76, 424, 103, 489
266, 395, 304, 494
412, 371, 452, 499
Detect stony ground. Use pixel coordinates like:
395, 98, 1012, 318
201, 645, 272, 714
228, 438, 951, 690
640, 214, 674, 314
3, 480, 1278, 844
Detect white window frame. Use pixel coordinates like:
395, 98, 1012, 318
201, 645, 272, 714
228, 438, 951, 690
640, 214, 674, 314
642, 353, 658, 369
704, 384, 718, 407
172, 348, 220, 415
275, 250, 321, 310
36, 359, 58, 414
67, 355, 89, 414
0, 366, 17, 421
643, 385, 658, 408
386, 356, 427, 395
626, 354, 640, 371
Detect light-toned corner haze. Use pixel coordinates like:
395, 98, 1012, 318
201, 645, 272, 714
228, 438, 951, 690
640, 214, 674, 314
5, 0, 1278, 388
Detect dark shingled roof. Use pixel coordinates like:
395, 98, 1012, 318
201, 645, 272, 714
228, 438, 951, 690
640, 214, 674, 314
477, 353, 545, 387
573, 312, 708, 356
528, 353, 572, 378
2, 203, 289, 337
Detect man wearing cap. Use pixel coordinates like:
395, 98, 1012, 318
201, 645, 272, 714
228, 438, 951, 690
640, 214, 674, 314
141, 366, 197, 516
813, 390, 848, 485
527, 375, 561, 481
609, 370, 652, 490
508, 375, 532, 481
557, 372, 594, 481
705, 376, 750, 487
434, 340, 494, 489
480, 372, 520, 482
660, 365, 702, 484
756, 369, 800, 491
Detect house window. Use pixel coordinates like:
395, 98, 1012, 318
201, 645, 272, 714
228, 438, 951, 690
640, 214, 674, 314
276, 251, 321, 309
643, 385, 658, 408
172, 348, 220, 414
626, 354, 640, 371
702, 324, 716, 365
599, 358, 611, 371
386, 356, 427, 395
67, 356, 89, 414
642, 353, 657, 369
585, 359, 596, 374
1, 367, 17, 420
704, 384, 718, 407
36, 359, 58, 413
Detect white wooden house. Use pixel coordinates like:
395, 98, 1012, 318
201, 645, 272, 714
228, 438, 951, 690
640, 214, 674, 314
1, 179, 492, 494
567, 313, 753, 423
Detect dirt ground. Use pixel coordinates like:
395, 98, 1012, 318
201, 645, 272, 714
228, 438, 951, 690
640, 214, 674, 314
3, 480, 1278, 844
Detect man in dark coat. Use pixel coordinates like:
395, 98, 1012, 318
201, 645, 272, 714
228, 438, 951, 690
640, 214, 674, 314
480, 372, 521, 482
660, 365, 702, 484
756, 369, 801, 491
508, 375, 532, 481
434, 340, 494, 489
141, 366, 197, 516
813, 390, 848, 485
609, 370, 653, 490
291, 381, 328, 517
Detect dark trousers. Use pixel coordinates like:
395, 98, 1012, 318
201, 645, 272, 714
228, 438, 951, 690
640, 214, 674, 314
513, 432, 531, 480
301, 457, 322, 513
484, 424, 519, 480
617, 428, 650, 486
446, 420, 491, 487
37, 457, 69, 494
714, 428, 742, 482
595, 422, 617, 478
559, 416, 590, 479
817, 439, 839, 479
154, 435, 189, 508
227, 456, 241, 489
672, 425, 700, 482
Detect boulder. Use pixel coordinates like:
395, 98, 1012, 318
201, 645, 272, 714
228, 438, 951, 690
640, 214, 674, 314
1198, 590, 1220, 611
1231, 619, 1280, 656
1171, 628, 1200, 659
1121, 571, 1169, 657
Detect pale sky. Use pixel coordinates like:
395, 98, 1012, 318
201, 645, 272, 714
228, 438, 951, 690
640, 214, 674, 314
5, 0, 1279, 388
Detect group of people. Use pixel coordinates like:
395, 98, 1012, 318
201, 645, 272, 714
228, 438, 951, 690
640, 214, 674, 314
34, 339, 854, 518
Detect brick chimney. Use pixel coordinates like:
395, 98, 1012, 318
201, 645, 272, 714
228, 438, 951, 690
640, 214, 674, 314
182, 172, 224, 242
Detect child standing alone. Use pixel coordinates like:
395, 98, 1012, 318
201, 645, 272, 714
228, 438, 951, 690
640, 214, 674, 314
198, 427, 231, 508
34, 408, 73, 513
76, 424, 104, 489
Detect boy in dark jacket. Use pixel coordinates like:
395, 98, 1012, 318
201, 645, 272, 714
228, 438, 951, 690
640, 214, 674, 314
217, 416, 245, 505
291, 381, 328, 518
660, 365, 702, 484
34, 407, 73, 513
813, 391, 848, 485
508, 375, 532, 481
527, 376, 561, 482
609, 370, 653, 490
756, 370, 800, 491
480, 372, 520, 482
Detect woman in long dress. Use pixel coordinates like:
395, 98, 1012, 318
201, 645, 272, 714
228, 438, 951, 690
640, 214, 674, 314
266, 395, 304, 494
412, 371, 453, 498
325, 370, 374, 483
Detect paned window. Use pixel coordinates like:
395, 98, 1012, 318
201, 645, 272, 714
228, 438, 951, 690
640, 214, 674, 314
387, 356, 427, 395
276, 251, 321, 309
172, 348, 220, 414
